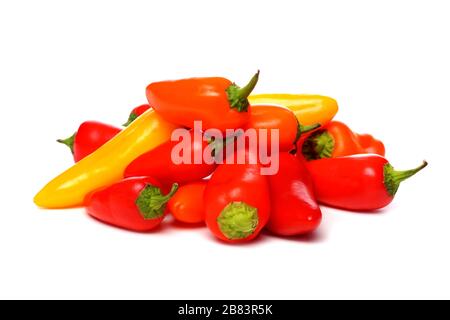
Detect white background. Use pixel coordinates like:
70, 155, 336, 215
0, 0, 448, 300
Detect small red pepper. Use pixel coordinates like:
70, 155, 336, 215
306, 155, 428, 211
124, 130, 218, 186
204, 162, 270, 243
123, 104, 151, 127
85, 177, 178, 232
266, 152, 322, 236
168, 181, 207, 224
302, 121, 385, 160
246, 105, 320, 153
146, 71, 260, 132
57, 121, 121, 162
356, 133, 385, 155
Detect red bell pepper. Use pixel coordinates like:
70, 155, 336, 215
85, 177, 178, 232
204, 161, 270, 243
146, 71, 260, 132
57, 121, 121, 162
123, 104, 151, 127
168, 181, 207, 224
266, 152, 322, 236
306, 155, 428, 210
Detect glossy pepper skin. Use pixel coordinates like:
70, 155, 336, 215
125, 130, 217, 186
266, 153, 322, 236
34, 110, 177, 209
204, 162, 270, 243
249, 94, 338, 127
86, 177, 178, 232
356, 133, 385, 155
306, 155, 428, 211
168, 181, 207, 224
245, 105, 320, 153
302, 121, 385, 160
147, 71, 260, 132
123, 104, 151, 127
57, 121, 121, 162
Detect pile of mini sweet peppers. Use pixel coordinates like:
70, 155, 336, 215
34, 71, 427, 243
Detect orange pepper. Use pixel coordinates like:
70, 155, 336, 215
245, 105, 319, 152
147, 72, 259, 132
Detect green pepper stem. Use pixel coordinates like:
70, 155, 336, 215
208, 133, 238, 157
384, 161, 428, 196
301, 130, 334, 160
236, 70, 260, 101
136, 183, 179, 220
300, 123, 321, 134
57, 132, 76, 155
123, 112, 138, 127
217, 201, 259, 240
163, 183, 179, 200
226, 71, 260, 112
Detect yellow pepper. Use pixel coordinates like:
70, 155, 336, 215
249, 94, 338, 126
34, 110, 177, 209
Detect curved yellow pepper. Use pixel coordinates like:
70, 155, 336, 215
34, 110, 177, 209
249, 94, 338, 126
